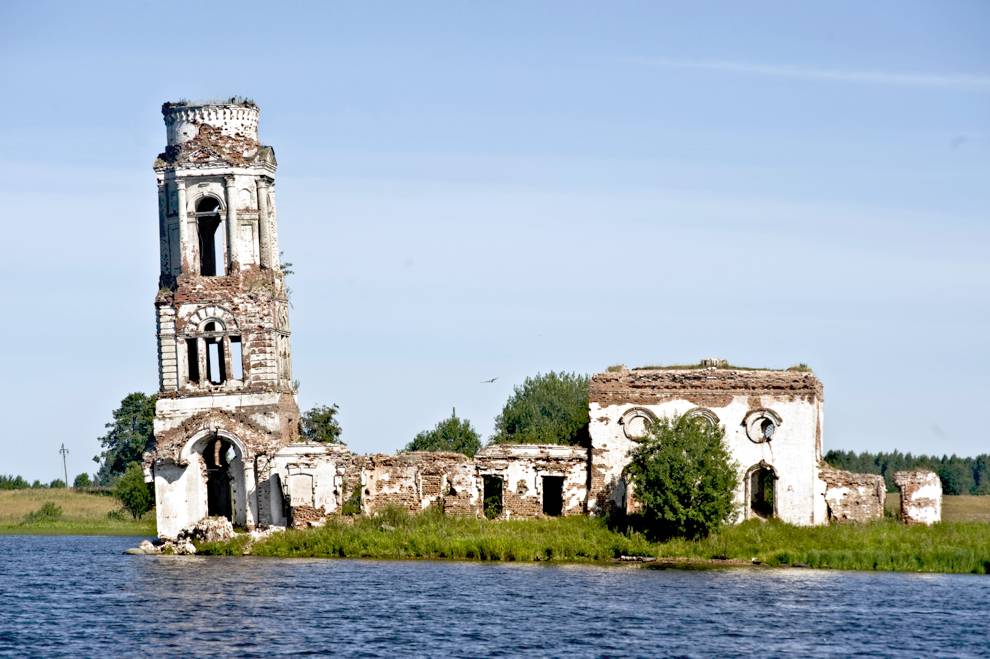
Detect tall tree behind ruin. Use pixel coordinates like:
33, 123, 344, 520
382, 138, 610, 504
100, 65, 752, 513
405, 409, 481, 457
491, 372, 590, 446
299, 404, 343, 443
94, 392, 157, 484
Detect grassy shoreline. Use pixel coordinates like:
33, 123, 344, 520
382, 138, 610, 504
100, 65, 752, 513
0, 489, 154, 536
0, 522, 155, 536
195, 508, 990, 574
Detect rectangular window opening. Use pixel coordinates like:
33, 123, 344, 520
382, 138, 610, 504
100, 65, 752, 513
186, 339, 200, 384
482, 475, 503, 520
198, 216, 224, 276
542, 476, 564, 517
230, 336, 243, 381
206, 338, 226, 384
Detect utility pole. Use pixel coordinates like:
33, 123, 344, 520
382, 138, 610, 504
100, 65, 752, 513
58, 443, 69, 489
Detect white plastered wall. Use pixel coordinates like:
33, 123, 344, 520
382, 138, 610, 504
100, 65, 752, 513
589, 396, 826, 526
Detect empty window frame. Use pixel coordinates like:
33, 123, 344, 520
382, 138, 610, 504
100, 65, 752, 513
542, 476, 564, 517
749, 465, 777, 519
203, 321, 226, 385
186, 338, 200, 383
230, 336, 244, 381
482, 475, 503, 519
195, 197, 224, 276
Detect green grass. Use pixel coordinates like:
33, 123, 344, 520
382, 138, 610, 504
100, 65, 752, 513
653, 519, 990, 573
196, 507, 990, 574
208, 508, 657, 562
0, 489, 155, 536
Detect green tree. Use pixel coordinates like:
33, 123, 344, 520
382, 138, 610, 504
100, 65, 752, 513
73, 473, 92, 488
405, 408, 482, 457
625, 414, 739, 540
94, 392, 157, 485
824, 449, 990, 494
0, 475, 29, 490
938, 456, 974, 496
491, 372, 590, 446
49, 479, 66, 489
974, 456, 990, 495
114, 462, 153, 519
299, 404, 344, 443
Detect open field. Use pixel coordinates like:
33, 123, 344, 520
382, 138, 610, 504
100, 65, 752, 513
0, 489, 154, 535
886, 494, 990, 523
197, 506, 990, 574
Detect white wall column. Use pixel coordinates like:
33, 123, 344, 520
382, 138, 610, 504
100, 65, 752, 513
224, 175, 239, 272
176, 179, 189, 272
197, 337, 208, 386
256, 178, 272, 268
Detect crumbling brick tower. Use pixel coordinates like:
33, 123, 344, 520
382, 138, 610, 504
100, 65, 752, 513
146, 99, 299, 539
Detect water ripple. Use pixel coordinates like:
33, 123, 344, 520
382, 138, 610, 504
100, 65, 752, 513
0, 536, 988, 657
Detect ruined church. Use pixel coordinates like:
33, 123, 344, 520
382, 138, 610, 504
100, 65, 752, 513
144, 100, 938, 539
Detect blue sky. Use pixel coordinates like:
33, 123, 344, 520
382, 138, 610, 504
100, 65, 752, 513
1, 1, 987, 481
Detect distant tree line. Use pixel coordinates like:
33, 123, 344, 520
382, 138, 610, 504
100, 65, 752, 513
0, 475, 68, 490
825, 450, 990, 495
301, 371, 591, 456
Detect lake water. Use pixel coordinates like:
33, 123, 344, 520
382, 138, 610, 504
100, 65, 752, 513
0, 535, 988, 657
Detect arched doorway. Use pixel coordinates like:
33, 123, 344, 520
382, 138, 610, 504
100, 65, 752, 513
747, 463, 777, 519
203, 433, 236, 520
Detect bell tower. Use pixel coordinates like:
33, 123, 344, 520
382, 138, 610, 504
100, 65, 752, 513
147, 98, 300, 539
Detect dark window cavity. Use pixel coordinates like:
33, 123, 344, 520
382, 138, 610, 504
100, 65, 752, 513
196, 197, 224, 276
483, 475, 503, 519
542, 476, 564, 517
186, 338, 200, 383
749, 465, 776, 519
204, 434, 235, 520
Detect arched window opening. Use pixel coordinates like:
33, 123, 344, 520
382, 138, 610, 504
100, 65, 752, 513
195, 197, 224, 276
181, 308, 245, 389
203, 434, 236, 520
749, 464, 777, 519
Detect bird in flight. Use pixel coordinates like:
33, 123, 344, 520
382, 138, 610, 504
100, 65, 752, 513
480, 377, 498, 384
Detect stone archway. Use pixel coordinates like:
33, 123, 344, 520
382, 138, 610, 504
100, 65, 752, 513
747, 462, 777, 520
181, 429, 248, 527
203, 434, 236, 520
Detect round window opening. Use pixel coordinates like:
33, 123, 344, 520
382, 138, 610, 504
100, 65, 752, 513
743, 409, 782, 444
619, 407, 658, 441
